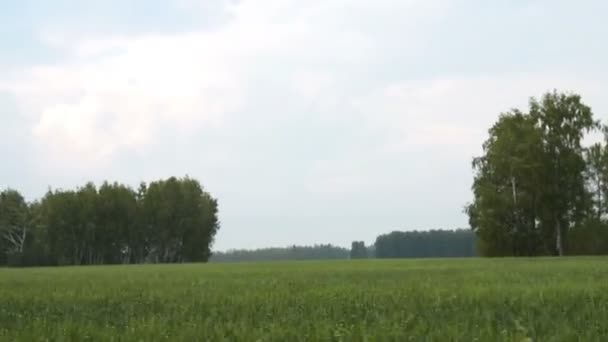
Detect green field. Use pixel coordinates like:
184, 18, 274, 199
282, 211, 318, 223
1, 258, 607, 341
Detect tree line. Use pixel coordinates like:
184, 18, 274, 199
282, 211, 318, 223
210, 229, 476, 262
210, 244, 350, 262
468, 90, 608, 256
0, 176, 219, 266
374, 229, 476, 258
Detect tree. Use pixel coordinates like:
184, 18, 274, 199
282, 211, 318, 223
39, 188, 82, 265
529, 91, 597, 255
0, 189, 29, 256
468, 90, 598, 256
139, 176, 219, 263
467, 111, 545, 256
96, 182, 138, 264
350, 241, 368, 259
177, 177, 220, 262
584, 140, 608, 220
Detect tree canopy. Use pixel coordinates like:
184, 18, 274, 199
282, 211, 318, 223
468, 90, 608, 256
0, 176, 219, 266
350, 241, 369, 259
374, 229, 476, 258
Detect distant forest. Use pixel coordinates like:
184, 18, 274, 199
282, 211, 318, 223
374, 230, 476, 258
1, 176, 476, 267
211, 244, 350, 262
210, 229, 476, 262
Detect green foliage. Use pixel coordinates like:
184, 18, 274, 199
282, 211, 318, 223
1, 258, 608, 340
584, 141, 608, 220
210, 230, 472, 263
0, 189, 30, 264
0, 176, 219, 266
349, 241, 368, 259
210, 244, 349, 262
374, 229, 476, 258
467, 111, 546, 256
139, 177, 219, 263
567, 218, 608, 255
469, 90, 607, 256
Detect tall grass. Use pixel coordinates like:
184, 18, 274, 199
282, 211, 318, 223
1, 258, 607, 341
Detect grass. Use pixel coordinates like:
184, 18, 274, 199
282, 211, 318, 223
1, 258, 608, 341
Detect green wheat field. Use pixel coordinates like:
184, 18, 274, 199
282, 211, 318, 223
1, 258, 607, 341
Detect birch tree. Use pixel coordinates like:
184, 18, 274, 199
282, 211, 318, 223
0, 189, 29, 254
468, 91, 598, 256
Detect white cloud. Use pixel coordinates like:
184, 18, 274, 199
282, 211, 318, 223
6, 31, 243, 165
356, 73, 608, 155
2, 0, 446, 169
297, 73, 608, 199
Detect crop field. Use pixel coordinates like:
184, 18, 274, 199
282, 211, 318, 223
1, 258, 608, 341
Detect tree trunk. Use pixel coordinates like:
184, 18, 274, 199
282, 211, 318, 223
511, 176, 518, 239
511, 177, 517, 206
553, 146, 564, 256
598, 177, 602, 220
3, 225, 27, 253
555, 217, 563, 256
19, 225, 26, 253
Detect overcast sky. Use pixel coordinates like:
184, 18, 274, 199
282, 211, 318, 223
1, 0, 607, 250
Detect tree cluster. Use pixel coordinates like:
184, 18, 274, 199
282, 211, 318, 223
374, 229, 476, 258
468, 90, 608, 256
350, 241, 369, 259
0, 176, 219, 266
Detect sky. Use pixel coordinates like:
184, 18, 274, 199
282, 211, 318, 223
1, 0, 608, 251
